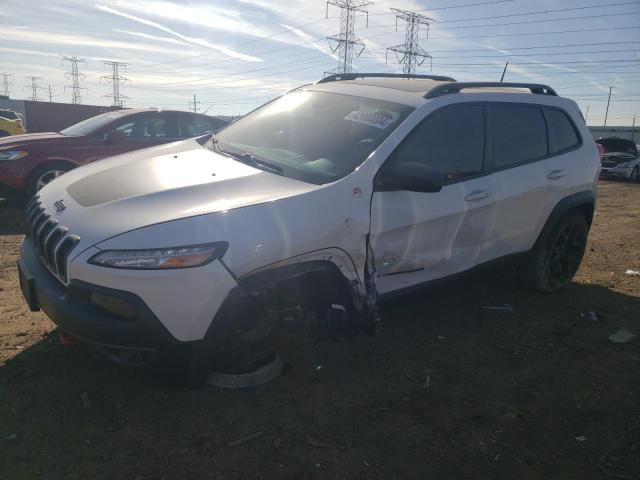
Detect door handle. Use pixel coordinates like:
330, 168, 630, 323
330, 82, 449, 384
464, 190, 491, 202
547, 169, 566, 180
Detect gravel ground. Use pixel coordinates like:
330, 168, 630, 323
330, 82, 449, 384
1, 180, 639, 480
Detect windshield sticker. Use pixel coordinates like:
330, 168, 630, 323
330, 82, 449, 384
344, 111, 395, 130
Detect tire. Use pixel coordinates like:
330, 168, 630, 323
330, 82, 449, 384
519, 210, 589, 292
26, 162, 74, 198
631, 166, 639, 183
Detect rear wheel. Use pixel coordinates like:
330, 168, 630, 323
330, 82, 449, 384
519, 210, 588, 292
0, 130, 9, 137
631, 166, 639, 183
26, 162, 73, 198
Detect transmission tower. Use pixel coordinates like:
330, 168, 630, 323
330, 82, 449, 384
189, 93, 201, 113
61, 55, 87, 104
326, 0, 373, 74
1, 73, 12, 97
24, 76, 44, 101
386, 8, 434, 75
101, 61, 130, 107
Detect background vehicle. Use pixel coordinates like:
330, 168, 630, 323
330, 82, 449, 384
0, 108, 228, 197
0, 109, 26, 137
18, 75, 600, 384
596, 137, 639, 182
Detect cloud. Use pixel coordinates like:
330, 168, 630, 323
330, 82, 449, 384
96, 5, 262, 62
280, 24, 338, 61
112, 29, 193, 47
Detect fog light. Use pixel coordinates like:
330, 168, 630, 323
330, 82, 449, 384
90, 292, 136, 321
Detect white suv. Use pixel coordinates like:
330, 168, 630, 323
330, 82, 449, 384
18, 74, 600, 383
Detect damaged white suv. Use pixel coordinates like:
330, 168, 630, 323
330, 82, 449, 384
18, 74, 600, 383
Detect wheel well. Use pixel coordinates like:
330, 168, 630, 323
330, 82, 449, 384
239, 261, 358, 316
576, 202, 594, 227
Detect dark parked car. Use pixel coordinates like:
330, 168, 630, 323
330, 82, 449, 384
0, 109, 228, 197
596, 137, 639, 182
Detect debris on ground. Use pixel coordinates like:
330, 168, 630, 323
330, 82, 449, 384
5, 433, 18, 441
624, 269, 640, 276
437, 335, 447, 341
608, 328, 636, 344
482, 304, 514, 311
80, 392, 91, 409
228, 431, 265, 448
581, 311, 600, 322
306, 436, 332, 449
575, 435, 587, 442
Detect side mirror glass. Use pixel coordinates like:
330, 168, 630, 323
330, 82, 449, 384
393, 162, 444, 193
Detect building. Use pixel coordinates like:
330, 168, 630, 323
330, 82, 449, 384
588, 126, 637, 143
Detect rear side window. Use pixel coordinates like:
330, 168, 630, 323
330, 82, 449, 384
546, 109, 580, 152
390, 104, 485, 183
490, 105, 548, 169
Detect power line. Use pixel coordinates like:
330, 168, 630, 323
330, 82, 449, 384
61, 55, 87, 104
326, 0, 373, 74
101, 61, 130, 107
386, 8, 434, 74
0, 73, 12, 97
23, 76, 44, 101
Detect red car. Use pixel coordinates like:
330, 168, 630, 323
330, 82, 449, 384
0, 109, 228, 197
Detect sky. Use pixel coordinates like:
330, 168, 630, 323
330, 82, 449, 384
1, 0, 639, 125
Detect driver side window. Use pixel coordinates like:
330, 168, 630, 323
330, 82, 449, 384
390, 104, 485, 184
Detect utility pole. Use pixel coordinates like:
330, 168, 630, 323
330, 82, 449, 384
585, 105, 590, 122
604, 86, 613, 127
189, 93, 201, 113
631, 114, 636, 142
24, 76, 44, 101
61, 55, 87, 104
386, 8, 434, 75
101, 61, 130, 107
326, 0, 373, 74
500, 62, 509, 82
0, 73, 12, 97
48, 84, 54, 102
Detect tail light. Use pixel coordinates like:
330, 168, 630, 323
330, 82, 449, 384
597, 143, 605, 161
16, 118, 24, 129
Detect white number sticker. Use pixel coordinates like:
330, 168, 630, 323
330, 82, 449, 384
344, 111, 395, 130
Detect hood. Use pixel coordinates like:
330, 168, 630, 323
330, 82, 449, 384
35, 138, 317, 253
0, 132, 66, 149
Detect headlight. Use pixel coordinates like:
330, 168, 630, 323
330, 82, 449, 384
88, 242, 228, 270
0, 150, 29, 161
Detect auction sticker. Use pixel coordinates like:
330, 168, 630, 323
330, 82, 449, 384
344, 111, 395, 129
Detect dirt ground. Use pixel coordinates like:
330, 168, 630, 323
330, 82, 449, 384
1, 180, 638, 480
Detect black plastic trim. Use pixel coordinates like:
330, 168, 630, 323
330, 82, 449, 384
317, 73, 457, 84
425, 82, 557, 99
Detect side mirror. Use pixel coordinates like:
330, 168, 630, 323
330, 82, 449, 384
393, 162, 444, 193
104, 129, 126, 144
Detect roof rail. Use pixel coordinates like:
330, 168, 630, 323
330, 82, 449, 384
316, 73, 457, 84
425, 82, 557, 99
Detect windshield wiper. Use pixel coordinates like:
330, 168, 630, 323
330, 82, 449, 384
216, 147, 284, 175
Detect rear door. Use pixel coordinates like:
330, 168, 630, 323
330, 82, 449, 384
370, 103, 496, 295
543, 107, 586, 204
481, 103, 551, 261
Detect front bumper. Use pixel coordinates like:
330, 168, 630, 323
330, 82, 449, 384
600, 166, 633, 179
18, 237, 255, 366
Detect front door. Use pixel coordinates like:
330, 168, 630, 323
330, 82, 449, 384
370, 103, 495, 296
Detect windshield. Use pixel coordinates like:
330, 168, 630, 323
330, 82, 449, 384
596, 138, 638, 155
60, 111, 127, 137
212, 90, 414, 184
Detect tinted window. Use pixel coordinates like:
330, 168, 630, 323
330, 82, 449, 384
490, 105, 547, 169
547, 109, 579, 152
0, 110, 18, 120
178, 115, 225, 138
61, 111, 128, 136
106, 115, 169, 139
390, 104, 485, 183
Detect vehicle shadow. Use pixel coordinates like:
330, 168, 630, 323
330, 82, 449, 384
0, 198, 26, 235
1, 271, 639, 479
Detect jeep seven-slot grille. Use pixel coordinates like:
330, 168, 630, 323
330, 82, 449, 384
25, 196, 80, 284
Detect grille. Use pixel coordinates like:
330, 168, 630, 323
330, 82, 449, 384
602, 161, 616, 168
25, 196, 80, 284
